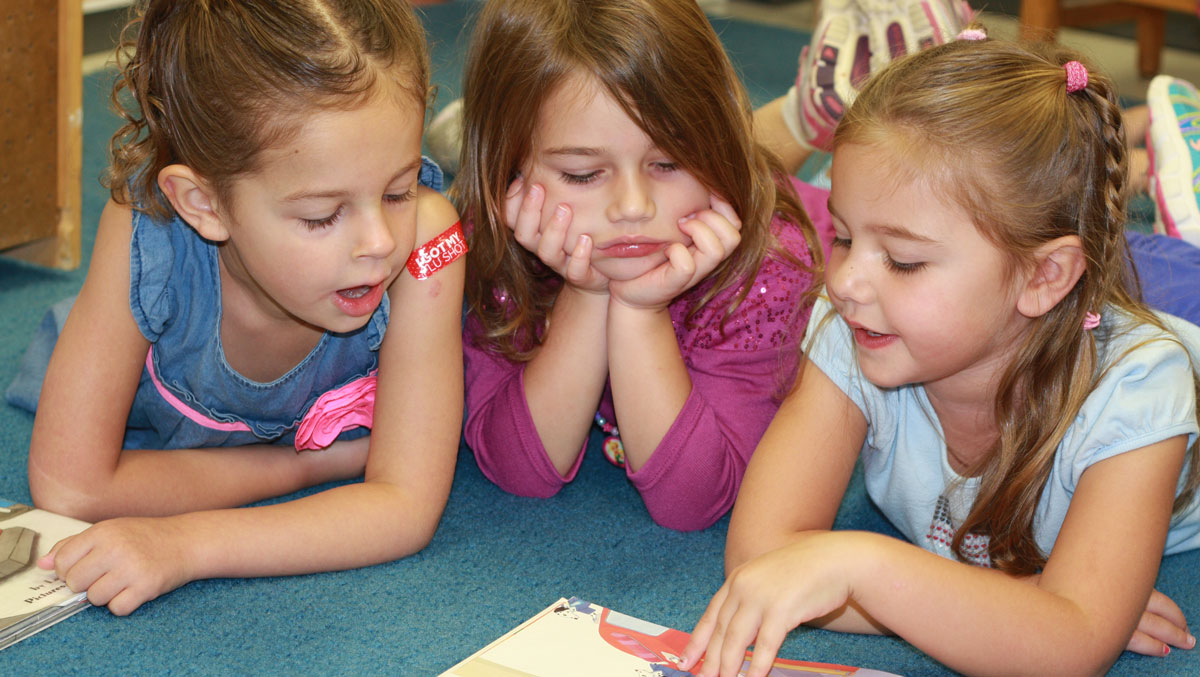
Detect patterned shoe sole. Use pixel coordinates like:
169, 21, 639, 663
1148, 75, 1200, 246
859, 0, 963, 73
796, 1, 870, 150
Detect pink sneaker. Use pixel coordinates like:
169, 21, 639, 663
1147, 75, 1200, 246
859, 0, 968, 73
791, 0, 871, 151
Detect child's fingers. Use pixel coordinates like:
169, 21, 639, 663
743, 616, 788, 677
659, 241, 698, 290
1126, 609, 1196, 654
563, 234, 595, 286
1146, 588, 1188, 629
715, 607, 761, 677
681, 587, 729, 670
678, 217, 736, 285
536, 203, 573, 267
503, 176, 526, 228
37, 536, 68, 570
105, 581, 153, 617
708, 194, 743, 231
82, 569, 124, 609
510, 184, 546, 250
686, 208, 742, 254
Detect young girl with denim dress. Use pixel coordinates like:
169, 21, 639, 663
6, 0, 465, 615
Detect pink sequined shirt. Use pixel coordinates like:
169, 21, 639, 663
463, 179, 831, 531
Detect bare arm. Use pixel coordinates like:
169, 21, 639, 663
723, 357, 865, 571
503, 182, 611, 475
522, 284, 611, 474
687, 432, 1188, 677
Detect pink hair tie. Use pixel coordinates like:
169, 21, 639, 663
1082, 311, 1101, 331
1064, 61, 1088, 93
956, 28, 987, 41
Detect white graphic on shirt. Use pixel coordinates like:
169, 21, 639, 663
925, 494, 991, 567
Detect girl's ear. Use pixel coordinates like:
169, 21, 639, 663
1016, 235, 1086, 318
157, 165, 230, 242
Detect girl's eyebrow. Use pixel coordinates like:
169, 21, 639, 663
826, 199, 938, 244
283, 159, 422, 202
542, 146, 602, 157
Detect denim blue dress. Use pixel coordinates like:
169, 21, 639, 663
6, 158, 443, 450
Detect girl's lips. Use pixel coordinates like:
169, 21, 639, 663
333, 281, 385, 317
595, 241, 667, 258
853, 326, 897, 349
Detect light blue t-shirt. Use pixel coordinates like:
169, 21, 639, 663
803, 293, 1200, 564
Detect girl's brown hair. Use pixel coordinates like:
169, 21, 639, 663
456, 0, 821, 360
834, 35, 1200, 574
105, 0, 430, 220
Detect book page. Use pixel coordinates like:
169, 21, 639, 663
442, 597, 899, 677
0, 505, 90, 630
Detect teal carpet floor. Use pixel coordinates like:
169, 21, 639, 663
0, 2, 1194, 674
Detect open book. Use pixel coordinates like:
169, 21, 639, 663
0, 500, 91, 650
441, 597, 898, 676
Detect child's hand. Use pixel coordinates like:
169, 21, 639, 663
679, 533, 853, 677
37, 517, 193, 616
1128, 589, 1196, 655
608, 195, 742, 311
505, 177, 610, 293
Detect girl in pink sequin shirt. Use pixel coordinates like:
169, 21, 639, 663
455, 0, 826, 531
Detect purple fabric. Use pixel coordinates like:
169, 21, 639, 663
463, 180, 824, 531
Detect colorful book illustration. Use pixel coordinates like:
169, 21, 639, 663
441, 597, 899, 677
0, 500, 91, 651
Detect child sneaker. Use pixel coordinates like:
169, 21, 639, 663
787, 0, 871, 151
1147, 75, 1200, 247
859, 0, 967, 73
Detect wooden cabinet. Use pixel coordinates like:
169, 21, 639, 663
0, 0, 82, 270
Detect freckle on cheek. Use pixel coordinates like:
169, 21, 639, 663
427, 279, 441, 298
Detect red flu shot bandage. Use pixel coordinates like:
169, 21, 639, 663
406, 221, 467, 280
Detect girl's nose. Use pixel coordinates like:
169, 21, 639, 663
606, 173, 656, 223
825, 248, 872, 308
353, 210, 397, 260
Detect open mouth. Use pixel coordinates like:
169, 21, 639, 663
338, 285, 373, 299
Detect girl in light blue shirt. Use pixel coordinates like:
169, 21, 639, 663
682, 32, 1200, 677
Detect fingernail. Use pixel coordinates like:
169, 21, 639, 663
555, 204, 569, 220
1164, 645, 1171, 656
1188, 634, 1196, 647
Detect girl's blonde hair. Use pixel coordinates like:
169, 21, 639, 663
835, 35, 1200, 574
105, 0, 430, 221
456, 0, 820, 360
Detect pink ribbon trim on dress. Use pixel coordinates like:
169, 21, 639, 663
294, 372, 378, 451
145, 346, 253, 432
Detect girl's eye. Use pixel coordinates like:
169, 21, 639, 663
831, 236, 851, 249
302, 206, 343, 230
884, 254, 925, 275
385, 189, 417, 205
653, 161, 679, 172
561, 171, 600, 185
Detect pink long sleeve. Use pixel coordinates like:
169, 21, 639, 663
463, 321, 587, 497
